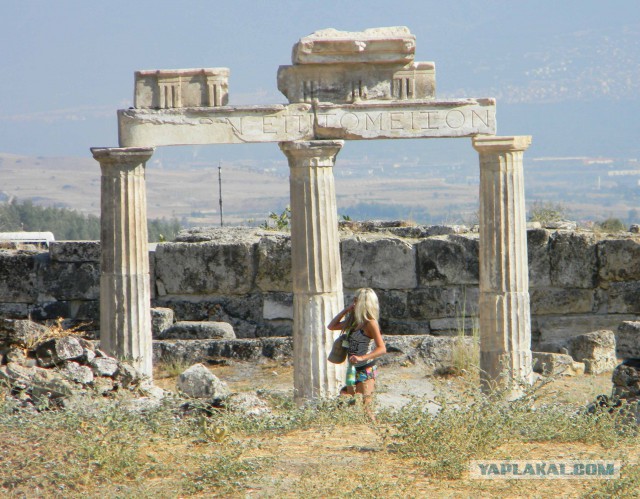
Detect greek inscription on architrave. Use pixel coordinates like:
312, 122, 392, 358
119, 99, 495, 147
119, 27, 497, 148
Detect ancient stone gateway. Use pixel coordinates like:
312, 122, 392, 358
91, 27, 532, 402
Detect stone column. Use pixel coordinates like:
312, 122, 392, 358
91, 147, 154, 379
279, 140, 345, 404
473, 136, 533, 394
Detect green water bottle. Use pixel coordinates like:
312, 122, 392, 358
346, 363, 356, 386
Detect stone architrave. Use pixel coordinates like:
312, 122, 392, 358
118, 99, 495, 147
473, 136, 533, 394
279, 140, 345, 404
91, 147, 154, 379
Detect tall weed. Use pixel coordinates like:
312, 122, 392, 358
386, 378, 640, 479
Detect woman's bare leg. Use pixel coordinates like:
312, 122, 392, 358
356, 379, 376, 423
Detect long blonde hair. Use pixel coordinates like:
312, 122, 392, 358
353, 287, 379, 326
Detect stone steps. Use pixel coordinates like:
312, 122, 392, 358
152, 334, 476, 375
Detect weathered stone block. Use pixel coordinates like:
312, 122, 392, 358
292, 27, 416, 65
567, 330, 618, 375
4, 346, 29, 366
262, 292, 293, 320
48, 241, 100, 263
530, 288, 594, 315
154, 240, 257, 295
90, 357, 119, 377
379, 318, 430, 336
341, 235, 416, 289
151, 307, 174, 336
278, 62, 435, 104
384, 335, 477, 375
36, 337, 84, 367
612, 359, 640, 401
0, 303, 30, 319
256, 234, 292, 292
532, 352, 585, 376
154, 294, 263, 338
429, 317, 478, 336
603, 282, 640, 314
177, 363, 230, 399
416, 235, 479, 286
134, 68, 229, 109
535, 314, 638, 345
617, 321, 640, 359
59, 361, 94, 384
225, 392, 270, 416
549, 232, 598, 288
527, 228, 551, 287
42, 262, 100, 301
158, 321, 235, 340
408, 286, 479, 319
259, 320, 292, 338
1, 319, 49, 347
376, 289, 408, 319
598, 238, 640, 282
0, 251, 42, 302
153, 338, 293, 364
29, 300, 99, 322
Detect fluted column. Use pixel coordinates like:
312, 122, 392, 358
473, 136, 533, 394
279, 140, 345, 404
91, 147, 154, 379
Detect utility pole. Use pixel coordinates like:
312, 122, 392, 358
218, 162, 223, 227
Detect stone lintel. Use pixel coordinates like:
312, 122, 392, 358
118, 99, 496, 147
292, 27, 416, 65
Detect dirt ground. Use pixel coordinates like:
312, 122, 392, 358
153, 360, 634, 497
154, 359, 613, 410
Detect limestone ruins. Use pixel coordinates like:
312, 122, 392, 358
6, 26, 558, 402
91, 25, 535, 401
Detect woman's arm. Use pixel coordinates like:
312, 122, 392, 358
327, 302, 355, 331
349, 319, 386, 364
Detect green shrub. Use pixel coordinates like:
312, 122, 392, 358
528, 200, 567, 225
595, 217, 626, 233
260, 206, 291, 231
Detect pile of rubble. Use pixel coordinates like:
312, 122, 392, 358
0, 319, 160, 411
0, 318, 270, 416
533, 329, 618, 376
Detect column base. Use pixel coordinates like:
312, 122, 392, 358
100, 273, 153, 378
479, 291, 533, 395
293, 292, 345, 404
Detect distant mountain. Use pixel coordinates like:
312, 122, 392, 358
441, 23, 640, 105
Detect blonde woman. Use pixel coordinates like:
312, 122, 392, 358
328, 287, 386, 421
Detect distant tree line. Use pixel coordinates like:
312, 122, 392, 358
0, 199, 183, 242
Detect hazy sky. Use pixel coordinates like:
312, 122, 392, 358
0, 1, 637, 161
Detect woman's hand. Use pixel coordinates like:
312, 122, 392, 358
349, 354, 362, 364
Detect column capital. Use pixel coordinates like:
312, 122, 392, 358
278, 140, 344, 165
472, 135, 532, 154
91, 146, 155, 165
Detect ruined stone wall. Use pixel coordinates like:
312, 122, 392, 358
1, 224, 639, 355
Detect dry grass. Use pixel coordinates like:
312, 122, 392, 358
1, 361, 638, 497
19, 317, 90, 350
